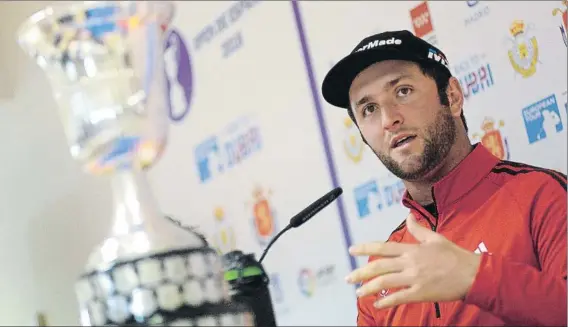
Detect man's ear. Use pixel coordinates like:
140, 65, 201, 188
446, 77, 464, 119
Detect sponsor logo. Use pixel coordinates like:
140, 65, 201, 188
410, 1, 434, 37
164, 29, 193, 122
452, 53, 495, 101
522, 94, 564, 144
474, 241, 491, 254
465, 0, 490, 26
297, 265, 336, 297
298, 269, 316, 297
472, 117, 510, 160
410, 1, 438, 45
247, 186, 278, 246
343, 117, 365, 163
355, 37, 402, 52
211, 207, 237, 254
354, 176, 405, 219
428, 48, 449, 67
506, 20, 539, 78
552, 0, 567, 46
194, 116, 262, 183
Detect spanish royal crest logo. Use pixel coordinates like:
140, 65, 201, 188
211, 206, 237, 255
553, 0, 567, 46
343, 117, 365, 163
249, 186, 278, 246
506, 20, 539, 78
472, 117, 510, 160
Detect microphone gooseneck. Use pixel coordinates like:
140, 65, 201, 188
258, 187, 343, 264
258, 225, 290, 263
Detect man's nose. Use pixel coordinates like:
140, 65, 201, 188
380, 104, 403, 131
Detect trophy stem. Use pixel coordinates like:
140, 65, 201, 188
75, 170, 253, 326
109, 171, 160, 238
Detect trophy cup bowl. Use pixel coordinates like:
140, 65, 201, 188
17, 1, 253, 326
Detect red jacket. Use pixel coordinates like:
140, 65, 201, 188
357, 144, 567, 326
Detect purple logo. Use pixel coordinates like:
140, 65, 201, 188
467, 0, 479, 7
164, 29, 193, 122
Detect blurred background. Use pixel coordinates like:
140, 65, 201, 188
0, 0, 566, 325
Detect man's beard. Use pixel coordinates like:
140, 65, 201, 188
374, 107, 457, 181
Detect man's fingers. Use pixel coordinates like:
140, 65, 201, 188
349, 241, 415, 257
346, 258, 404, 284
373, 286, 419, 309
355, 271, 411, 298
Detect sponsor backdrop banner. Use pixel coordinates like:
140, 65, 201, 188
147, 1, 567, 325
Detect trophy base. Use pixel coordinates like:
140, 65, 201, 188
76, 247, 253, 326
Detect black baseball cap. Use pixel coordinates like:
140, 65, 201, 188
321, 30, 451, 110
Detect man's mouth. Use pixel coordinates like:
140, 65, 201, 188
391, 135, 417, 149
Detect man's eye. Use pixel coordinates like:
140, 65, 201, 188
396, 87, 412, 97
362, 104, 377, 117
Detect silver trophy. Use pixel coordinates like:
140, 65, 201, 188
17, 1, 253, 326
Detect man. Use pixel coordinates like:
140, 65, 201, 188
321, 30, 567, 326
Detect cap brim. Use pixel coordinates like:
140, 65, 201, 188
321, 48, 427, 109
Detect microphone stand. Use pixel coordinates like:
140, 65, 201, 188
222, 187, 343, 327
168, 187, 343, 327
222, 251, 278, 327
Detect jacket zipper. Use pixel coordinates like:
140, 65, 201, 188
406, 195, 441, 319
430, 190, 441, 319
431, 220, 441, 319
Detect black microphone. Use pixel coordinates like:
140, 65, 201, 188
258, 186, 343, 263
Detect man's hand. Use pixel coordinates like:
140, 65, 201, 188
346, 213, 482, 309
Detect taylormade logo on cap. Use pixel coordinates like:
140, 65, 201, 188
355, 37, 402, 52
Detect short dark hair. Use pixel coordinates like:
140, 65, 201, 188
347, 61, 468, 132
